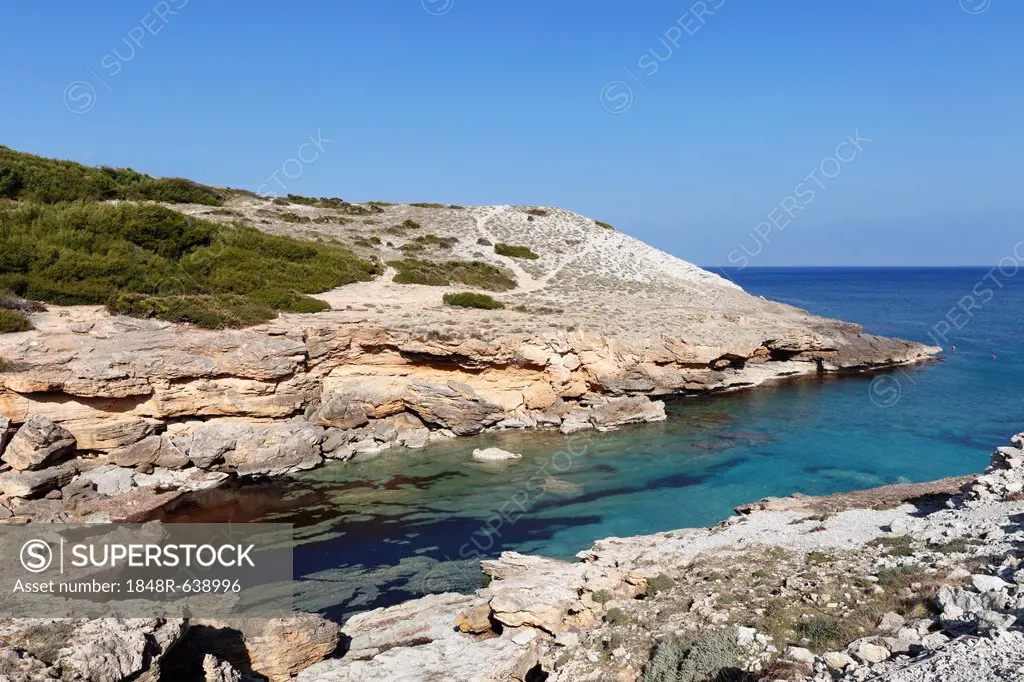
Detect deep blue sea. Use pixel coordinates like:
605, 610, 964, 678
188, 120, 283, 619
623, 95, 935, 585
167, 267, 1024, 620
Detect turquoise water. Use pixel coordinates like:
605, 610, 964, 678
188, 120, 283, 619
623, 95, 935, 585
166, 267, 1024, 620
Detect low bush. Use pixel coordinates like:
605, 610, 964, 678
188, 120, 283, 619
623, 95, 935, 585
494, 243, 539, 260
524, 208, 548, 217
389, 259, 516, 291
279, 212, 311, 224
604, 607, 628, 625
0, 309, 32, 333
643, 629, 743, 682
413, 234, 458, 249
0, 147, 225, 205
0, 201, 376, 328
409, 202, 445, 208
595, 220, 615, 230
442, 292, 505, 310
646, 573, 676, 597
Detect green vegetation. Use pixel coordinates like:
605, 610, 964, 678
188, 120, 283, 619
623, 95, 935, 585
399, 219, 421, 230
592, 589, 613, 605
0, 146, 223, 205
279, 212, 311, 224
494, 243, 539, 260
442, 292, 505, 310
409, 202, 446, 209
604, 607, 628, 625
796, 617, 842, 649
595, 220, 615, 230
643, 629, 744, 682
0, 201, 376, 329
524, 208, 548, 217
0, 358, 12, 372
389, 259, 516, 291
870, 535, 915, 557
0, 309, 32, 333
646, 573, 676, 597
412, 234, 457, 249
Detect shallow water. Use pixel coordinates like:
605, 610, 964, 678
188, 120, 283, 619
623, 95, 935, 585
164, 267, 1024, 621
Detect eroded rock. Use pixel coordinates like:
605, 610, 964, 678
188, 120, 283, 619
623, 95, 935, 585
2, 415, 76, 471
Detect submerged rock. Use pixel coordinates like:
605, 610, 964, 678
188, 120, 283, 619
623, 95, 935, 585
472, 447, 522, 463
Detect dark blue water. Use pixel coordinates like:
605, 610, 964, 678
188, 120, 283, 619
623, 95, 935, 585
169, 267, 1024, 619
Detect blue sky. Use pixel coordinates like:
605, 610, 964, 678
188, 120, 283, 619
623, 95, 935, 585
1, 1, 1021, 266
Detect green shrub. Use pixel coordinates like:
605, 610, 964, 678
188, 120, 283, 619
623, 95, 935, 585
0, 146, 223, 205
646, 573, 676, 597
442, 292, 504, 310
595, 220, 615, 230
0, 201, 376, 328
413, 234, 457, 249
592, 589, 613, 605
409, 202, 445, 208
524, 208, 548, 217
604, 607, 628, 625
0, 309, 32, 333
278, 212, 311, 224
494, 243, 539, 260
389, 259, 516, 291
643, 629, 743, 682
796, 617, 842, 650
399, 219, 421, 230
0, 358, 12, 372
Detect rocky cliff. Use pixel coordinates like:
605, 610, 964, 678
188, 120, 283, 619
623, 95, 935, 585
0, 198, 937, 522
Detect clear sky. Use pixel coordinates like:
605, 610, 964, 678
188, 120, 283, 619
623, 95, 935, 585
2, 1, 1021, 266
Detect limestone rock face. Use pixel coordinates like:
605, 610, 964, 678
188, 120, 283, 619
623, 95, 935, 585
0, 618, 187, 682
2, 415, 76, 471
0, 415, 14, 458
0, 459, 79, 498
590, 395, 667, 428
405, 381, 504, 435
190, 614, 341, 682
112, 435, 189, 471
223, 423, 324, 477
311, 398, 369, 430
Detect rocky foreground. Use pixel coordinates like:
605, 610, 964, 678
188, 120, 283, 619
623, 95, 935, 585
284, 432, 1024, 682
0, 200, 936, 524
4, 431, 1022, 681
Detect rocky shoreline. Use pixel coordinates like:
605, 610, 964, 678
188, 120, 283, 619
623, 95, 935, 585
0, 308, 936, 526
281, 432, 1024, 682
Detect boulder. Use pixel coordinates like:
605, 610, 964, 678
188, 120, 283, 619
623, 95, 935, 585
77, 462, 137, 493
112, 436, 189, 471
175, 423, 251, 469
472, 447, 522, 463
589, 395, 666, 428
404, 381, 503, 436
0, 460, 80, 498
783, 646, 815, 665
78, 464, 138, 497
822, 651, 856, 670
189, 614, 340, 682
321, 428, 356, 460
311, 398, 369, 430
2, 415, 77, 471
523, 382, 557, 410
455, 603, 494, 634
202, 654, 243, 682
66, 418, 156, 452
224, 424, 324, 476
133, 467, 230, 492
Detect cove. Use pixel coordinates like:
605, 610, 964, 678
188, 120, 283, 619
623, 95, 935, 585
162, 267, 1024, 622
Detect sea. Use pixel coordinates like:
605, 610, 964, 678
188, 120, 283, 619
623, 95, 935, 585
164, 267, 1024, 622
